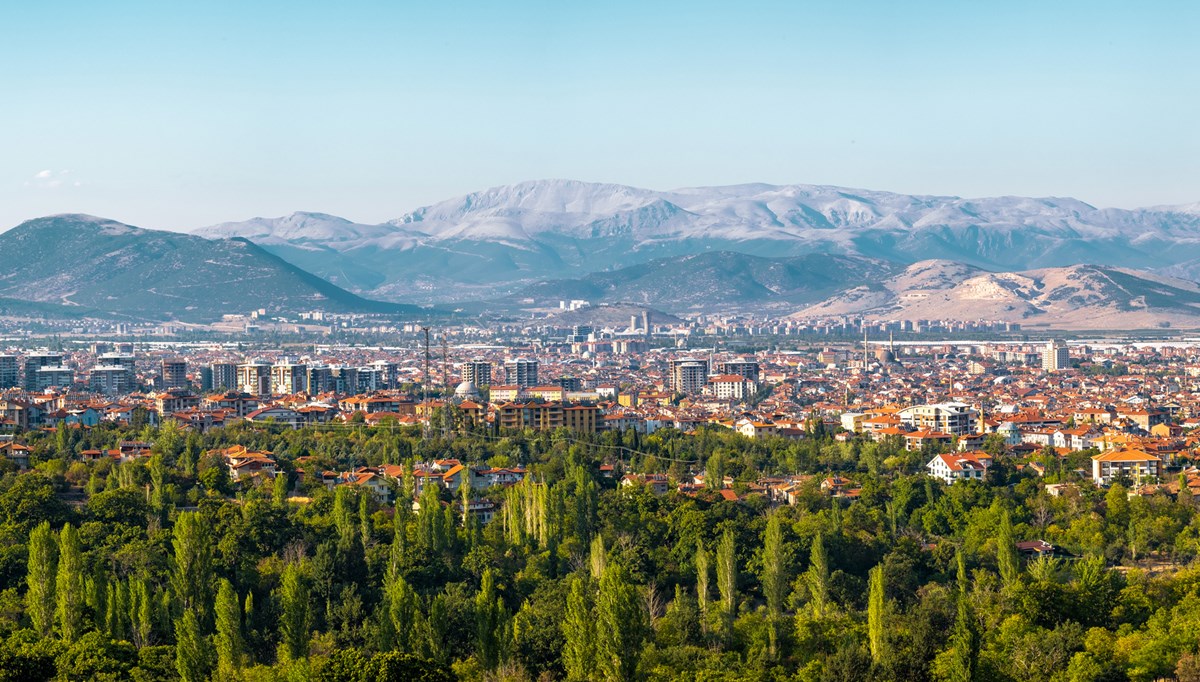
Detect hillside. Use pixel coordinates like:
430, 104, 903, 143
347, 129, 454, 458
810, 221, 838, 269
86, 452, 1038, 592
0, 215, 420, 321
513, 252, 896, 311
194, 180, 1200, 302
793, 260, 1200, 329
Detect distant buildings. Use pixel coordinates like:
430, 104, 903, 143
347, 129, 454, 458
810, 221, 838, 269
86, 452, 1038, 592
0, 355, 17, 389
670, 358, 709, 394
160, 358, 188, 389
504, 358, 539, 388
1042, 340, 1070, 372
462, 360, 492, 387
897, 402, 979, 436
237, 361, 271, 396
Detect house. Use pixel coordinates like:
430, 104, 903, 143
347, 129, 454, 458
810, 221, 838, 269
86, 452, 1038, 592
1091, 448, 1161, 486
0, 442, 31, 469
217, 445, 279, 481
735, 418, 777, 439
620, 473, 670, 495
904, 429, 954, 452
245, 406, 303, 429
926, 452, 989, 484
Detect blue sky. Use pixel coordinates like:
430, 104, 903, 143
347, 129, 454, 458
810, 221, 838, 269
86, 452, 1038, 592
2, 1, 1197, 230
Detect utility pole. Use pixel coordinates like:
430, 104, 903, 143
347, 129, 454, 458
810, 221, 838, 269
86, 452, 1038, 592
421, 327, 431, 436
441, 335, 449, 391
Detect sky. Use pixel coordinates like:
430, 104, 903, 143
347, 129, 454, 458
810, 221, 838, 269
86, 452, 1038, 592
2, 0, 1198, 230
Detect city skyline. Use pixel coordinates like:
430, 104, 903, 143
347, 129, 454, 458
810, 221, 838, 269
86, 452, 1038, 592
3, 1, 1198, 230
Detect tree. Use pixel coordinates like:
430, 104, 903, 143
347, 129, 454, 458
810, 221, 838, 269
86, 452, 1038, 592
174, 610, 212, 682
716, 527, 737, 644
596, 563, 648, 681
214, 578, 244, 679
695, 543, 710, 634
562, 576, 595, 681
26, 521, 57, 638
947, 550, 978, 682
759, 511, 788, 659
474, 569, 506, 670
130, 577, 154, 649
867, 563, 884, 664
807, 532, 831, 618
170, 511, 213, 629
278, 562, 311, 661
55, 523, 85, 642
997, 510, 1020, 588
386, 573, 420, 652
273, 471, 288, 506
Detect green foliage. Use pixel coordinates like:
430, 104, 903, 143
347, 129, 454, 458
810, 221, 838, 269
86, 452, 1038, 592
25, 522, 56, 638
0, 419, 1199, 679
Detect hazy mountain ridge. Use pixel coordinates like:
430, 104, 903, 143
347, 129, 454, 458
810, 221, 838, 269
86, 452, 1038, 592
792, 259, 1200, 329
192, 180, 1200, 302
0, 215, 419, 321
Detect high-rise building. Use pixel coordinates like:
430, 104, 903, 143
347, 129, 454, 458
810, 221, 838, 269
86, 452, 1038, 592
331, 366, 359, 394
237, 361, 272, 395
504, 358, 539, 388
718, 360, 760, 382
209, 362, 237, 392
670, 358, 709, 394
98, 353, 136, 374
160, 358, 188, 389
32, 365, 73, 392
1042, 340, 1070, 372
0, 355, 18, 389
462, 360, 492, 387
271, 363, 308, 395
557, 376, 582, 392
569, 325, 594, 343
90, 365, 132, 395
370, 360, 399, 389
306, 365, 333, 394
24, 352, 64, 390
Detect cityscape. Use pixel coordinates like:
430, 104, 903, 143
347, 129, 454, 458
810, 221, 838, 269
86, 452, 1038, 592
3, 1, 1199, 681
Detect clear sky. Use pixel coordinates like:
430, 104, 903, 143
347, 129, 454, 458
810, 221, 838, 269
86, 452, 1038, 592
2, 0, 1197, 230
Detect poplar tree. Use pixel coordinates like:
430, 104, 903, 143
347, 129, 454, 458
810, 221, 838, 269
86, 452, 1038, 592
596, 563, 649, 681
278, 562, 311, 661
273, 471, 288, 505
131, 577, 154, 648
695, 544, 710, 634
387, 573, 420, 651
589, 535, 607, 581
716, 527, 737, 644
474, 569, 506, 670
333, 486, 354, 543
359, 492, 372, 548
171, 511, 214, 628
997, 510, 1020, 588
214, 578, 244, 679
760, 512, 787, 659
562, 576, 596, 681
175, 609, 212, 682
867, 564, 885, 663
26, 521, 57, 637
55, 523, 85, 642
948, 549, 979, 682
807, 532, 831, 618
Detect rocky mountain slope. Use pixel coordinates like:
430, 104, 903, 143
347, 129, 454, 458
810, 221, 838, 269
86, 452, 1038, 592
0, 215, 419, 321
194, 180, 1200, 302
792, 260, 1200, 329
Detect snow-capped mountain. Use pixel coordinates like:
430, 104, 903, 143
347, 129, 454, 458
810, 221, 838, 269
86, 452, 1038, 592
193, 179, 1200, 303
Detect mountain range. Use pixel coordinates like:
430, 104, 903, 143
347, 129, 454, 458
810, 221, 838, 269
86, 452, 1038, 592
0, 215, 419, 321
5, 180, 1200, 328
195, 179, 1200, 303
